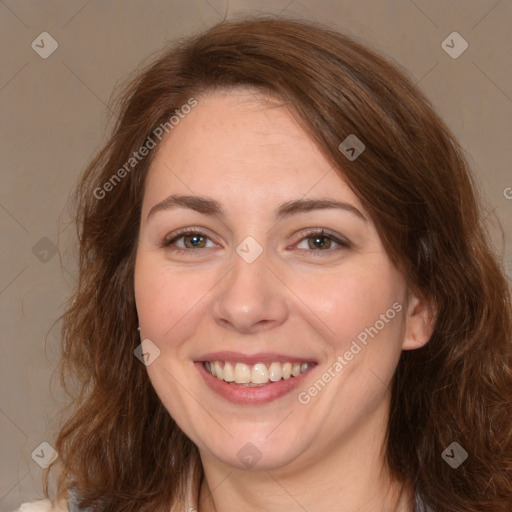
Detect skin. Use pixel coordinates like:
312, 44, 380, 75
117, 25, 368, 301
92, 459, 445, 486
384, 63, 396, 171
134, 88, 434, 512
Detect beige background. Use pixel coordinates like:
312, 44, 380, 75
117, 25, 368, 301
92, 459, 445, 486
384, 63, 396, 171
1, 0, 511, 509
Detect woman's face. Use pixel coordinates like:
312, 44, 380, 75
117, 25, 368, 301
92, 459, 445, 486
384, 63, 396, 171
134, 88, 429, 472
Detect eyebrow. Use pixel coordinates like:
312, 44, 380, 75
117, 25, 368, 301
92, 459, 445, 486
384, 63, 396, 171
146, 194, 367, 223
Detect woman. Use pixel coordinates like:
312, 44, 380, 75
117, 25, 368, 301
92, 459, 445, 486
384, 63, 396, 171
16, 16, 512, 512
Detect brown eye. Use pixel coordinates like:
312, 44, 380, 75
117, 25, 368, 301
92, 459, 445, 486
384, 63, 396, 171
162, 229, 216, 253
307, 234, 333, 250
295, 229, 350, 255
182, 233, 207, 248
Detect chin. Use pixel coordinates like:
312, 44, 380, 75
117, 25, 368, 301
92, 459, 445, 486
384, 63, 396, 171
199, 427, 308, 472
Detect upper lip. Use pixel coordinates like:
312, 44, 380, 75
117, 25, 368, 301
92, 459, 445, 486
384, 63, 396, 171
196, 351, 317, 366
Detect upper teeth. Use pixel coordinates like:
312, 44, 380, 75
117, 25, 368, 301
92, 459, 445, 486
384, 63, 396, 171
204, 361, 312, 385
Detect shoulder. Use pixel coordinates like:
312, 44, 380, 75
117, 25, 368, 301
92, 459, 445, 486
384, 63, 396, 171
13, 498, 68, 512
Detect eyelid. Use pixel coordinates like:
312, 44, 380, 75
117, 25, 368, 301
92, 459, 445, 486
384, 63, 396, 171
292, 227, 348, 243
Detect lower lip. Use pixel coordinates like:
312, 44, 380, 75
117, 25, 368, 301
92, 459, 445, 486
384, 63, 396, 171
195, 362, 316, 405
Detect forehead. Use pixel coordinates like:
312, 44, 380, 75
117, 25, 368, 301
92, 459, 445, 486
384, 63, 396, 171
142, 88, 364, 218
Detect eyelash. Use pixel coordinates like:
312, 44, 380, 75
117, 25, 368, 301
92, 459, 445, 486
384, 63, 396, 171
160, 227, 350, 256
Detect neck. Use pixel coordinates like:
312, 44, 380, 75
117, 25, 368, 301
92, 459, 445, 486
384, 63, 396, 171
198, 472, 414, 512
196, 396, 416, 512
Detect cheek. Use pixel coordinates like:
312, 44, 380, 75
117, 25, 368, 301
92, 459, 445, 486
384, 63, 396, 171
288, 260, 403, 350
134, 256, 213, 343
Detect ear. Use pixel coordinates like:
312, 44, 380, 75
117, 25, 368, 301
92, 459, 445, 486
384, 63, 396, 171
402, 289, 436, 350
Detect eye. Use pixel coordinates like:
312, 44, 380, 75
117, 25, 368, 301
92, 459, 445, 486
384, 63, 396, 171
161, 229, 217, 254
295, 229, 350, 254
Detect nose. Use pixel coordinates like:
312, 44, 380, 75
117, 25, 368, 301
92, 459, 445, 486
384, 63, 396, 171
211, 246, 289, 334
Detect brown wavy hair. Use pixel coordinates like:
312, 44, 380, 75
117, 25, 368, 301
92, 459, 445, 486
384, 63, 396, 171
44, 16, 512, 512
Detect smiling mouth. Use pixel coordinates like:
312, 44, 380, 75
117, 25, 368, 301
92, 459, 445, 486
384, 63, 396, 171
202, 360, 316, 386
